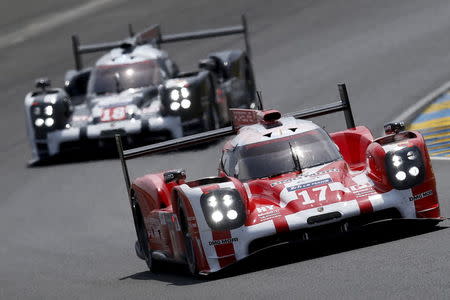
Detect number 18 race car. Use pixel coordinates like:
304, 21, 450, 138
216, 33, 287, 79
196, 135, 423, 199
25, 16, 259, 165
115, 84, 444, 276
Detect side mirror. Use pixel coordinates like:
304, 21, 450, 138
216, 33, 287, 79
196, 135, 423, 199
384, 122, 405, 135
164, 169, 186, 184
199, 58, 217, 72
35, 78, 51, 90
142, 86, 159, 99
64, 69, 91, 98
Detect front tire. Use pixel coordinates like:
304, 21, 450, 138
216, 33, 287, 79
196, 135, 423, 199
177, 197, 198, 276
132, 199, 161, 272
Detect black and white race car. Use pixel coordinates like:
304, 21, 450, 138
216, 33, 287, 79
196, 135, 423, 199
24, 16, 259, 164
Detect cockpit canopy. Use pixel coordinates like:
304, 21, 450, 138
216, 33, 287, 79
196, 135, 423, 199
87, 60, 163, 95
221, 128, 341, 181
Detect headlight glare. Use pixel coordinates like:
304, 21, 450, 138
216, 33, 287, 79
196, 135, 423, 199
170, 102, 180, 111
180, 87, 189, 98
211, 211, 223, 222
170, 89, 180, 101
35, 118, 44, 127
395, 171, 406, 181
409, 166, 419, 176
223, 194, 233, 207
392, 155, 402, 167
45, 118, 54, 127
207, 196, 218, 207
181, 99, 191, 109
227, 210, 238, 220
44, 105, 53, 116
407, 151, 416, 160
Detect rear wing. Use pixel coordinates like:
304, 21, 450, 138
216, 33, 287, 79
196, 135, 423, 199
71, 15, 251, 70
116, 83, 355, 201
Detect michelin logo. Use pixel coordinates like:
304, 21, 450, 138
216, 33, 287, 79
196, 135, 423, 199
287, 178, 332, 192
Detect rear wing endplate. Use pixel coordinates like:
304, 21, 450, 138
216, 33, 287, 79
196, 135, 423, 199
72, 15, 251, 70
116, 83, 355, 202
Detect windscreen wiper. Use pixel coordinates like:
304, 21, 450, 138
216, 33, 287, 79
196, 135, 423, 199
289, 142, 302, 173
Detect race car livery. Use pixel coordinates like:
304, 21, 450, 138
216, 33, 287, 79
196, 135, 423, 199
116, 84, 444, 276
25, 16, 259, 164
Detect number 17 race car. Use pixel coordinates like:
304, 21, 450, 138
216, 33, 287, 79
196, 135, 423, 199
115, 84, 444, 276
24, 16, 259, 165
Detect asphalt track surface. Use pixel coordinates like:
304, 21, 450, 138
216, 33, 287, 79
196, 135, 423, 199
1, 0, 450, 298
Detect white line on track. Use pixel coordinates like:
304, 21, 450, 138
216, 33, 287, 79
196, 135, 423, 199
431, 156, 450, 161
0, 0, 120, 50
392, 80, 450, 124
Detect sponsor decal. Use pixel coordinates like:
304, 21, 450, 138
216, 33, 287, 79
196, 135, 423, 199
256, 205, 282, 221
271, 168, 340, 186
208, 237, 238, 246
287, 178, 332, 192
349, 183, 377, 198
72, 115, 90, 122
409, 190, 433, 201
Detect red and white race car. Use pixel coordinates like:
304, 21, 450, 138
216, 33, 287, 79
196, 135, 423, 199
116, 84, 444, 276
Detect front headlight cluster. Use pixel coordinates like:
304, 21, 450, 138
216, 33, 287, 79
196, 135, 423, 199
385, 146, 425, 189
32, 104, 54, 128
200, 189, 246, 230
169, 87, 191, 111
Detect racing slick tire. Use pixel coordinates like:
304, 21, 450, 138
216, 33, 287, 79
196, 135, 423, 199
177, 196, 199, 276
132, 198, 162, 272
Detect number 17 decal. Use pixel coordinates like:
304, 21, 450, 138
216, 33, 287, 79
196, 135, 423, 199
297, 186, 328, 204
281, 185, 329, 207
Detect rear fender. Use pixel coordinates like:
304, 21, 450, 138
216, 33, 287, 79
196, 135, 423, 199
367, 131, 439, 217
209, 50, 251, 109
330, 126, 374, 171
132, 173, 178, 215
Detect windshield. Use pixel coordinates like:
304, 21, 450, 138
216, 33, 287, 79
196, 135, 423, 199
222, 129, 341, 181
87, 60, 162, 95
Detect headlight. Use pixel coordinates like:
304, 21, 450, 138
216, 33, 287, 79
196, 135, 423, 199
45, 118, 54, 127
34, 118, 44, 127
170, 102, 180, 111
168, 87, 191, 111
181, 99, 191, 109
180, 87, 189, 98
170, 89, 180, 101
44, 105, 53, 116
200, 189, 246, 230
385, 146, 425, 189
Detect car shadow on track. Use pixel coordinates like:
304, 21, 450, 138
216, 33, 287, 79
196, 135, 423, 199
119, 223, 448, 285
27, 138, 222, 168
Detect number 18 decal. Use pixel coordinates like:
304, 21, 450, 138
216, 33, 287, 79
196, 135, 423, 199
100, 106, 126, 122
